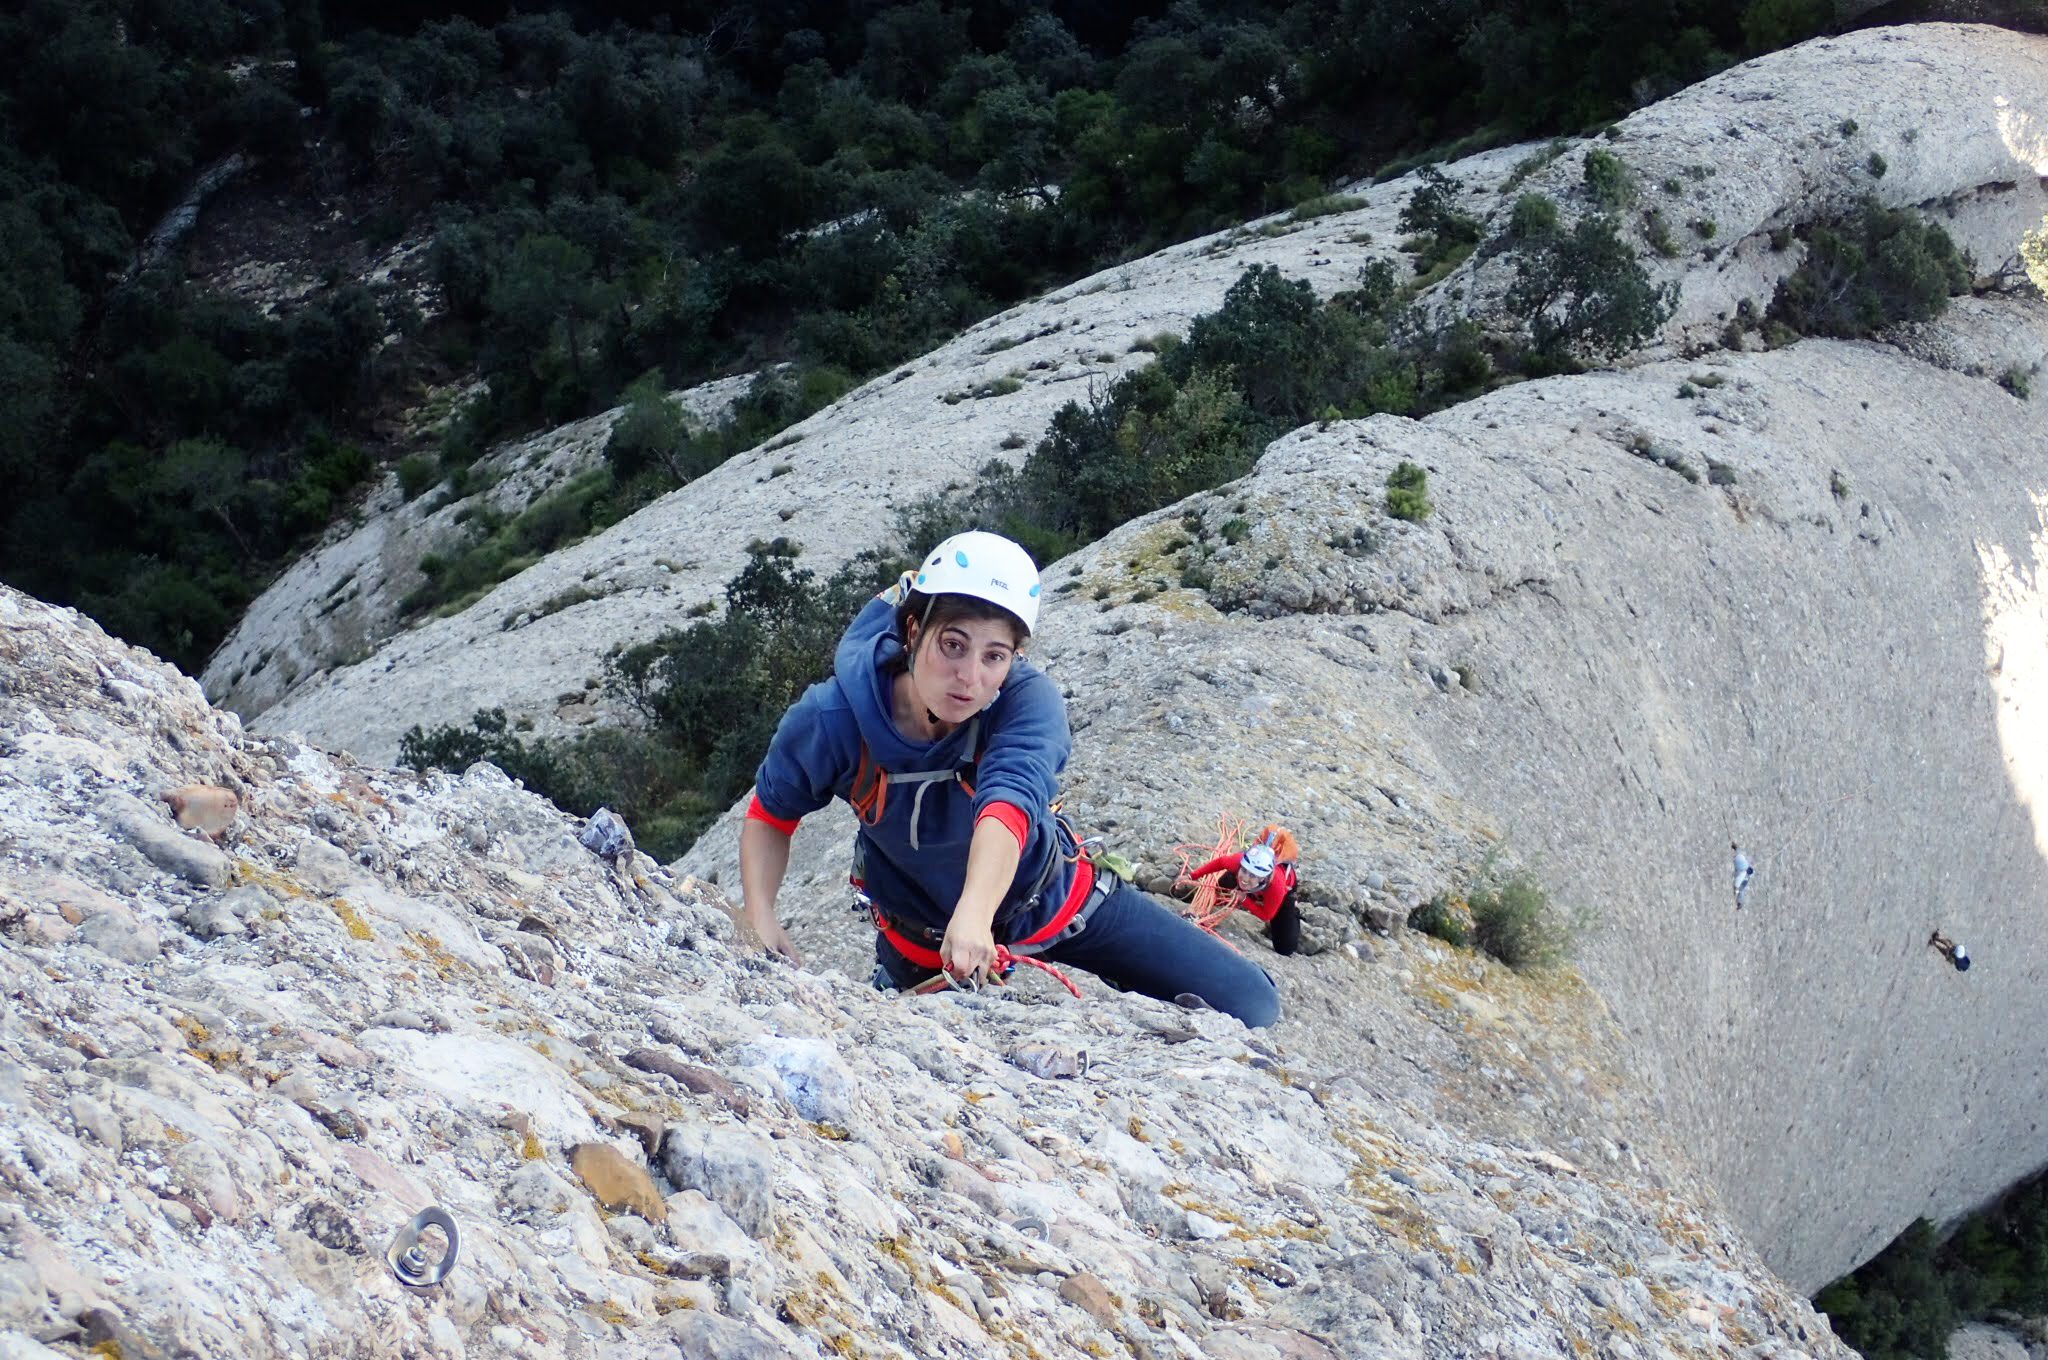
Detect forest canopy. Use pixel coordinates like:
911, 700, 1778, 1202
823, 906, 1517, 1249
0, 0, 1908, 671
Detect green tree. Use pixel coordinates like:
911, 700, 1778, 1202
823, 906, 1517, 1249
1505, 212, 1675, 362
1770, 199, 1971, 339
483, 233, 611, 416
603, 369, 690, 484
1166, 264, 1365, 423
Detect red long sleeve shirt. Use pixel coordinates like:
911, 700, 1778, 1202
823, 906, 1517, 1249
1190, 850, 1297, 924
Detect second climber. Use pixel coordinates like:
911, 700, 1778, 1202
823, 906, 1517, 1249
1187, 828, 1303, 956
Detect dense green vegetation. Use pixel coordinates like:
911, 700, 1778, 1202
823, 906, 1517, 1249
1409, 856, 1575, 971
4, 0, 1890, 671
402, 538, 908, 859
1816, 1169, 2048, 1360
1768, 197, 1974, 340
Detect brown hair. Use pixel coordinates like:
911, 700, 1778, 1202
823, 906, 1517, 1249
895, 590, 1026, 668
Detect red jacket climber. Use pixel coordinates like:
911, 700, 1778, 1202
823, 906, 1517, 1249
1189, 843, 1301, 955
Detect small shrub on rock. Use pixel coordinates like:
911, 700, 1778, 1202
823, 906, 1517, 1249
1582, 148, 1635, 210
1508, 193, 1561, 243
1409, 893, 1472, 948
1770, 199, 1970, 339
396, 454, 438, 500
1468, 865, 1571, 971
1399, 167, 1482, 273
1385, 461, 1433, 521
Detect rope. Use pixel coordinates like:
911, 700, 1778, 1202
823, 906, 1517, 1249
1170, 813, 1250, 945
909, 946, 1085, 999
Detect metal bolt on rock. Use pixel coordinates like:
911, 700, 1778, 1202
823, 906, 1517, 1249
386, 1207, 460, 1294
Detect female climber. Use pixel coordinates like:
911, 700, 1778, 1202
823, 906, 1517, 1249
737, 530, 1280, 1028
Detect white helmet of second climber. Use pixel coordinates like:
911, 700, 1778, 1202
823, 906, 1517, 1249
1239, 844, 1277, 890
914, 531, 1043, 635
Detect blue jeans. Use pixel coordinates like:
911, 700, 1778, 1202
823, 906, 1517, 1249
874, 879, 1281, 1028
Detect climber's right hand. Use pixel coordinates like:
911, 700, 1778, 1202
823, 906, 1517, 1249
745, 903, 802, 965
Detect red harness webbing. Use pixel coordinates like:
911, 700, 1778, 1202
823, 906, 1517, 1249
877, 857, 1096, 999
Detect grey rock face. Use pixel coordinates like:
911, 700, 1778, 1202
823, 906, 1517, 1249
0, 581, 1854, 1359
660, 1126, 778, 1239
99, 792, 229, 888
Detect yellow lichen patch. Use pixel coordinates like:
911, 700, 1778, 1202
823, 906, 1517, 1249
1126, 1117, 1147, 1142
521, 1132, 545, 1161
406, 931, 461, 979
1643, 1280, 1686, 1318
653, 1295, 696, 1314
173, 1015, 211, 1047
232, 858, 310, 899
963, 1091, 987, 1104
88, 1343, 123, 1360
810, 1121, 851, 1141
328, 899, 373, 941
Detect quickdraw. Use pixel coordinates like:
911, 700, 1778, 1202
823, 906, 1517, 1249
904, 948, 1085, 999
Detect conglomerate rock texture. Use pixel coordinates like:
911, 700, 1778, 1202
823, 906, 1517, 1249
0, 588, 1852, 1358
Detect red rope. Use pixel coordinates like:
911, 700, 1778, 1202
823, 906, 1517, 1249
1169, 813, 1250, 947
909, 946, 1085, 998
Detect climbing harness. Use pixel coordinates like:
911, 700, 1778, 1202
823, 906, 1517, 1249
853, 811, 1113, 1000
385, 1207, 460, 1294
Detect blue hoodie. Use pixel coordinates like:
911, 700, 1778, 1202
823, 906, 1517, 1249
752, 588, 1075, 939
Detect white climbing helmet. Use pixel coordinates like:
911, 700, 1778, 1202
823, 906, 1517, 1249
913, 531, 1043, 635
1239, 844, 1277, 890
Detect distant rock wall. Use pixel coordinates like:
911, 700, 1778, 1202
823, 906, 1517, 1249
202, 373, 758, 718
1024, 326, 2048, 1293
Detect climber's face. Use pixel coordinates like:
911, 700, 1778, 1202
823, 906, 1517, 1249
906, 616, 1015, 724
